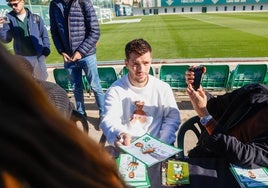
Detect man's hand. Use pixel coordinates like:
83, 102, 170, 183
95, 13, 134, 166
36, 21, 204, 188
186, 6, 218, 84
114, 133, 132, 147
61, 52, 72, 62
185, 68, 195, 85
0, 17, 5, 24
71, 51, 82, 62
185, 65, 206, 86
185, 67, 209, 118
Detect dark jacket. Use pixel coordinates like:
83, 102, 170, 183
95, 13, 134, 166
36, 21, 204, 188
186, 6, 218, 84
0, 8, 50, 56
49, 0, 100, 57
189, 84, 268, 169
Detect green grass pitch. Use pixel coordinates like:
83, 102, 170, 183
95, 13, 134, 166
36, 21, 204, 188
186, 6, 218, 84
5, 12, 268, 64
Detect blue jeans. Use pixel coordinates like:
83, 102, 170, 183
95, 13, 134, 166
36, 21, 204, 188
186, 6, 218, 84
64, 54, 104, 116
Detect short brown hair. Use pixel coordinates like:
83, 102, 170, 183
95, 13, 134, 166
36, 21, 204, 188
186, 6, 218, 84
125, 38, 152, 59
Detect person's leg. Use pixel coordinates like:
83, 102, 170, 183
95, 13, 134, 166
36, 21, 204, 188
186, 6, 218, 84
23, 56, 48, 80
66, 62, 85, 115
82, 54, 105, 117
35, 55, 48, 81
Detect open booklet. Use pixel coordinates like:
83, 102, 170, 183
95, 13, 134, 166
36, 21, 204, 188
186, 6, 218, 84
116, 153, 150, 188
230, 164, 268, 188
119, 133, 182, 167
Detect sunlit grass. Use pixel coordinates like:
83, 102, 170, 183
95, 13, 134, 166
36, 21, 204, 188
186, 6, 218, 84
4, 12, 268, 64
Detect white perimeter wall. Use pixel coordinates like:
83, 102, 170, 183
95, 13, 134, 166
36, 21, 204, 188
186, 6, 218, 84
133, 4, 268, 15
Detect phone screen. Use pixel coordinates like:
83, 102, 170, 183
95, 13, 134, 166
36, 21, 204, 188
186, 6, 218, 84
189, 66, 204, 90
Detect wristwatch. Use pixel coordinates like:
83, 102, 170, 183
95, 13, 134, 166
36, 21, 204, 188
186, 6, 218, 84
200, 115, 213, 126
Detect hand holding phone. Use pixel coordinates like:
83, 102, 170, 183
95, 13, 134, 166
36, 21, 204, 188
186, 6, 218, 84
0, 16, 9, 23
188, 66, 205, 90
0, 16, 9, 28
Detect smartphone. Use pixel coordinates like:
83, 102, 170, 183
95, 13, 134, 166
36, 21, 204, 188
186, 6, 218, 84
189, 66, 205, 90
2, 16, 10, 23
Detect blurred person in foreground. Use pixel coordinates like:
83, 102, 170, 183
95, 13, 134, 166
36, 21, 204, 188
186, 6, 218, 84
15, 55, 73, 118
0, 43, 128, 188
101, 38, 181, 149
185, 66, 268, 168
0, 0, 50, 80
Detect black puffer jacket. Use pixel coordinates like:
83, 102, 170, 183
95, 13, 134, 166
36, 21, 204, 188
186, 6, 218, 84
49, 0, 100, 57
189, 84, 268, 169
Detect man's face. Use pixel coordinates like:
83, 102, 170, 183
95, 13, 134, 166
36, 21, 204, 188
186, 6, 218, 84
125, 51, 152, 87
8, 0, 24, 14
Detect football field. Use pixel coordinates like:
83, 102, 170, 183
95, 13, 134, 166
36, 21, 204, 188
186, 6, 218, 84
46, 12, 268, 63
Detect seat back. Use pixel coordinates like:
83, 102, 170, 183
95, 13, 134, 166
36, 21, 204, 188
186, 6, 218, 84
227, 64, 267, 91
82, 75, 91, 96
201, 65, 230, 91
121, 66, 129, 76
263, 67, 268, 85
121, 66, 154, 77
159, 65, 190, 90
53, 68, 91, 94
177, 116, 205, 159
98, 67, 118, 90
53, 68, 73, 92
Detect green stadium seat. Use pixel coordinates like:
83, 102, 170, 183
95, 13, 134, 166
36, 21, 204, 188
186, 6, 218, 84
201, 65, 230, 91
227, 64, 267, 91
121, 66, 154, 77
53, 68, 73, 92
53, 68, 91, 95
98, 67, 118, 90
82, 75, 92, 97
176, 116, 206, 159
159, 65, 190, 90
263, 67, 268, 85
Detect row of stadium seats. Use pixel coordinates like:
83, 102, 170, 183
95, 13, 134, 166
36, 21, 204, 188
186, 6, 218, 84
159, 64, 268, 91
53, 64, 268, 94
52, 66, 152, 93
